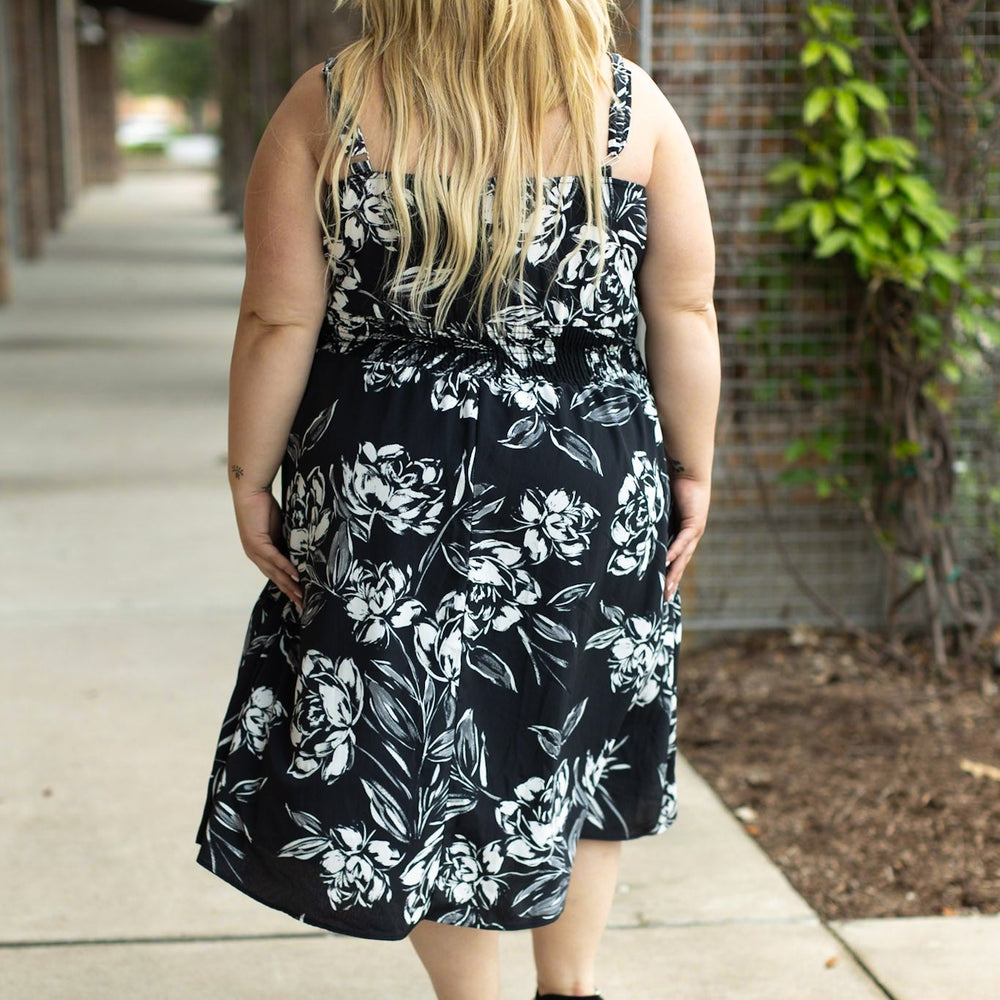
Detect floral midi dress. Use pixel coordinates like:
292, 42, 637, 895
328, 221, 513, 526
194, 50, 681, 941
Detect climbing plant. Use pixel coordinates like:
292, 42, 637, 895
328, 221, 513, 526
767, 0, 1000, 674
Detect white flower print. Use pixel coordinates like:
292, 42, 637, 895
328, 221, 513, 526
340, 442, 446, 540
320, 824, 402, 908
492, 371, 559, 415
339, 172, 399, 248
289, 651, 364, 783
466, 539, 541, 638
584, 604, 677, 707
607, 451, 666, 577
495, 760, 571, 867
341, 559, 423, 645
431, 368, 479, 418
515, 488, 598, 564
286, 467, 333, 568
230, 686, 286, 758
439, 836, 505, 909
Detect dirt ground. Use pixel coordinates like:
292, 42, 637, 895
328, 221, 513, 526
676, 628, 1000, 920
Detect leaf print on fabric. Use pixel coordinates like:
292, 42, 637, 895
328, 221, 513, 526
279, 811, 403, 909
575, 737, 630, 832
571, 381, 640, 427
288, 651, 364, 783
549, 424, 603, 475
340, 559, 423, 645
607, 451, 666, 577
529, 697, 588, 759
229, 686, 286, 758
515, 488, 598, 565
340, 442, 446, 541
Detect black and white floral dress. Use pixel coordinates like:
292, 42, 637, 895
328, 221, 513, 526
195, 50, 681, 941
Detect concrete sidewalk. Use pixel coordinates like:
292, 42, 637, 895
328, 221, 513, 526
0, 170, 993, 999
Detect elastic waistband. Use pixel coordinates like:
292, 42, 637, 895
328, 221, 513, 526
325, 322, 642, 387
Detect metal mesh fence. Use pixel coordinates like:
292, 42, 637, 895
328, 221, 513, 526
646, 1, 1000, 631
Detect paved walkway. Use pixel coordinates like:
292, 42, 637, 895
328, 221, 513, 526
0, 170, 994, 999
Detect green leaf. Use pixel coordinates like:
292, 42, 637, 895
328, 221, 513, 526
804, 87, 833, 125
767, 160, 804, 185
908, 1, 931, 31
774, 200, 816, 232
928, 273, 953, 305
896, 174, 938, 208
926, 249, 964, 284
798, 166, 824, 195
874, 174, 895, 199
901, 216, 923, 252
880, 198, 902, 223
866, 136, 916, 166
814, 228, 852, 258
801, 39, 827, 68
861, 219, 891, 249
807, 3, 832, 32
810, 201, 836, 240
940, 361, 963, 385
834, 89, 859, 129
892, 439, 923, 460
826, 43, 854, 75
846, 79, 889, 112
841, 139, 866, 182
833, 197, 863, 226
783, 439, 811, 463
908, 203, 957, 243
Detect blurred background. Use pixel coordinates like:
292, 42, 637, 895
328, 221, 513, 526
0, 3, 997, 996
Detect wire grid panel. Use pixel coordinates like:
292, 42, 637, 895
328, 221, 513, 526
647, 0, 888, 629
853, 3, 1000, 615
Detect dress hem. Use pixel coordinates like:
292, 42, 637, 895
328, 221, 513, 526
193, 814, 677, 941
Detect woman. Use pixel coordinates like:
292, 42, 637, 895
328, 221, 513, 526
195, 2, 719, 998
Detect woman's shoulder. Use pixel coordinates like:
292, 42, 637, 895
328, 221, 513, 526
618, 55, 697, 160
262, 60, 336, 167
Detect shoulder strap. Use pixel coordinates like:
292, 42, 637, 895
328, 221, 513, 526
321, 55, 371, 168
604, 51, 632, 170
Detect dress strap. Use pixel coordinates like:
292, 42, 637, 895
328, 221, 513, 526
603, 51, 632, 177
321, 55, 372, 175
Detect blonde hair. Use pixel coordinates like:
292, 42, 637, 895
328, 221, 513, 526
313, 0, 622, 329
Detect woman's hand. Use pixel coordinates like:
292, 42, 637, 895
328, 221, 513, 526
664, 476, 711, 602
233, 489, 303, 611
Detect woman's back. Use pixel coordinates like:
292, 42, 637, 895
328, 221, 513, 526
197, 2, 719, 960
317, 51, 649, 390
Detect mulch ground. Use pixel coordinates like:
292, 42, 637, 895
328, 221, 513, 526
676, 628, 1000, 920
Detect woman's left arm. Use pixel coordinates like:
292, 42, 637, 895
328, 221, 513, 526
227, 63, 331, 610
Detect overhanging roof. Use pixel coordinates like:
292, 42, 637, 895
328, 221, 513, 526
90, 0, 226, 27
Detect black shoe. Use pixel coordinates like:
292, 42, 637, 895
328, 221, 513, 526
534, 993, 602, 1000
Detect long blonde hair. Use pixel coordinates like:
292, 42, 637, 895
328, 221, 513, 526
313, 0, 622, 328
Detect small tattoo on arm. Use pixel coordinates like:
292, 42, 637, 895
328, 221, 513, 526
667, 457, 686, 476
231, 464, 244, 480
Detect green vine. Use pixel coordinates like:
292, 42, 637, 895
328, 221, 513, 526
767, 0, 999, 673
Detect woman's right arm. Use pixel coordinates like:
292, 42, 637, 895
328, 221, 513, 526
634, 71, 721, 602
